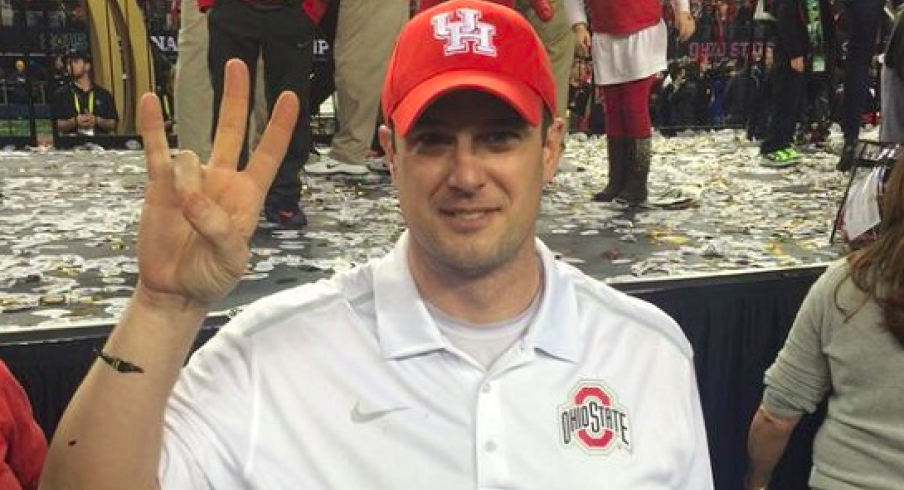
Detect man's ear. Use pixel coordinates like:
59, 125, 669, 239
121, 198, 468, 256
542, 117, 565, 183
378, 125, 396, 177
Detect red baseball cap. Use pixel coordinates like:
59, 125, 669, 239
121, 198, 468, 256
382, 0, 556, 137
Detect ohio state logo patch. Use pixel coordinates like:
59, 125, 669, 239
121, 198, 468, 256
558, 381, 632, 454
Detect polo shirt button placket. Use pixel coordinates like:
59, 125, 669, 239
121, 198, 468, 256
475, 376, 506, 486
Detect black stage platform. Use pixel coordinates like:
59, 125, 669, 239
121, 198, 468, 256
0, 132, 849, 489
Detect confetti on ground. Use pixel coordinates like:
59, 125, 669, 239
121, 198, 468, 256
0, 129, 854, 330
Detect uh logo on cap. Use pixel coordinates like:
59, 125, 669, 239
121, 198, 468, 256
431, 8, 498, 57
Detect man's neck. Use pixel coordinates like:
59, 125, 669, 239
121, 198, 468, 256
74, 76, 92, 91
408, 245, 543, 325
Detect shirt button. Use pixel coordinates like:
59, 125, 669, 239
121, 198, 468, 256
484, 441, 497, 452
481, 383, 491, 394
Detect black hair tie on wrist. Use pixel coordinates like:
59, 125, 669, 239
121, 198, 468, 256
94, 348, 145, 374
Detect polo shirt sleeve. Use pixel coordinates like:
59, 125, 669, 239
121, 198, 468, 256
762, 263, 837, 418
679, 365, 715, 489
159, 327, 255, 490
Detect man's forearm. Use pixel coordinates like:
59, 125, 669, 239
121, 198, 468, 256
40, 287, 209, 490
56, 118, 77, 133
96, 116, 117, 132
745, 405, 800, 490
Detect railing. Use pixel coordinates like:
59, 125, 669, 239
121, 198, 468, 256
0, 79, 49, 143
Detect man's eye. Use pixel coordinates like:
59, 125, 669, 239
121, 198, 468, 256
412, 132, 446, 145
483, 131, 520, 145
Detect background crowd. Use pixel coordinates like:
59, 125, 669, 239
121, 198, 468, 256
0, 2, 903, 490
569, 0, 890, 152
0, 0, 897, 155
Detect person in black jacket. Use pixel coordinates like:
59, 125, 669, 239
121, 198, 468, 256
204, 0, 327, 228
51, 51, 119, 136
759, 0, 833, 166
880, 5, 904, 143
837, 0, 886, 169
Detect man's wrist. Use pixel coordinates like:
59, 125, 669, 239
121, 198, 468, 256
133, 282, 212, 316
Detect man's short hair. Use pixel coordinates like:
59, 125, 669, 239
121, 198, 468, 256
66, 49, 91, 64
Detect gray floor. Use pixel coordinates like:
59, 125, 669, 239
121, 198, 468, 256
0, 130, 850, 331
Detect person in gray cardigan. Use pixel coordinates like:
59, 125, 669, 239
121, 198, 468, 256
744, 157, 904, 490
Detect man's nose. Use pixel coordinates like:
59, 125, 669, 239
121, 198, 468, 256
447, 140, 486, 192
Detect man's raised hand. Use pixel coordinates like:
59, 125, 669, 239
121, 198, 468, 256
135, 59, 299, 310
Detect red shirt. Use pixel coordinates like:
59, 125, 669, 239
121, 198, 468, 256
584, 0, 662, 36
0, 361, 46, 490
417, 0, 554, 21
196, 0, 329, 24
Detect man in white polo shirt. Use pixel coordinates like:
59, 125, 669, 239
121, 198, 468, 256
39, 1, 713, 489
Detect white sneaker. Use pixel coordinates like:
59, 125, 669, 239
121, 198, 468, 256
308, 151, 321, 164
305, 155, 369, 176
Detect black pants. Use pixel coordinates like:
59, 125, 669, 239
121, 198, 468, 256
761, 50, 805, 154
208, 0, 314, 206
840, 0, 884, 144
310, 0, 339, 115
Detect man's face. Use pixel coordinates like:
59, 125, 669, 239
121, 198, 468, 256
382, 90, 563, 278
68, 58, 88, 78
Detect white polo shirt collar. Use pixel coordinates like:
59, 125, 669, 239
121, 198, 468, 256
373, 232, 582, 363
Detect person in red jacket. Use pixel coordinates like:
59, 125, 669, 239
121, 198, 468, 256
0, 360, 47, 490
199, 0, 329, 227
417, 0, 553, 20
567, 0, 694, 206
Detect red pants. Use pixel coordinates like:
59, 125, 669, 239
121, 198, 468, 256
601, 76, 655, 138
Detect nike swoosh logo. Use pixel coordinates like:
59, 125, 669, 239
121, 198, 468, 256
350, 401, 409, 423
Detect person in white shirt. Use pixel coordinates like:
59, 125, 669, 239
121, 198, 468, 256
39, 2, 713, 489
566, 0, 695, 206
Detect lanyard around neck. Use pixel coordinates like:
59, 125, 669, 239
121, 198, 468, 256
72, 89, 95, 114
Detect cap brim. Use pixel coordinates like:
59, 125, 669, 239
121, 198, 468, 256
391, 70, 542, 137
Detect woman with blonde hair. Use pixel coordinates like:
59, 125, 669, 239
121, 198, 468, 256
745, 159, 904, 490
